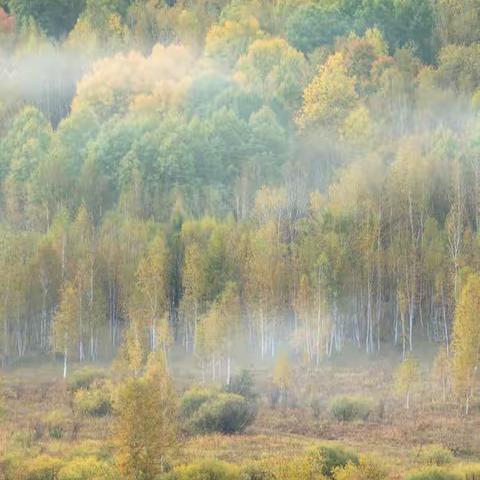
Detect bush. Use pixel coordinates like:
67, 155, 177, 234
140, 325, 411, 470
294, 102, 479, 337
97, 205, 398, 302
309, 444, 359, 478
407, 467, 461, 480
310, 396, 323, 419
417, 445, 454, 466
22, 455, 65, 480
67, 440, 112, 461
73, 385, 112, 417
44, 409, 70, 439
68, 368, 106, 392
247, 456, 319, 480
58, 456, 116, 480
240, 464, 275, 480
224, 370, 257, 401
164, 460, 240, 480
334, 456, 387, 480
180, 387, 215, 419
329, 396, 373, 422
189, 393, 255, 434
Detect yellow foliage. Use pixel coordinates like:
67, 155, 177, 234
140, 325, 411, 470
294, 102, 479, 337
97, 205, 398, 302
452, 273, 480, 411
205, 17, 261, 66
113, 353, 178, 480
22, 455, 65, 480
364, 28, 388, 57
340, 105, 373, 146
394, 356, 420, 409
252, 455, 324, 480
273, 353, 293, 391
58, 456, 115, 480
334, 456, 387, 480
72, 45, 195, 119
297, 53, 358, 132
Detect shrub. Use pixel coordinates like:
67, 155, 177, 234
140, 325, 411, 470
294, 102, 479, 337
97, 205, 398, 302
224, 370, 257, 401
68, 368, 106, 392
44, 409, 70, 439
310, 396, 323, 419
180, 387, 215, 419
407, 467, 461, 480
164, 460, 240, 480
22, 455, 65, 480
334, 456, 387, 480
58, 456, 116, 480
417, 445, 454, 466
309, 444, 359, 478
329, 396, 373, 422
11, 430, 35, 449
189, 393, 255, 434
240, 464, 275, 480
73, 385, 112, 417
249, 456, 319, 480
67, 440, 112, 461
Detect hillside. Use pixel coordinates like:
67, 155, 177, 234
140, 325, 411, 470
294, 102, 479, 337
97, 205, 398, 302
1, 1, 480, 479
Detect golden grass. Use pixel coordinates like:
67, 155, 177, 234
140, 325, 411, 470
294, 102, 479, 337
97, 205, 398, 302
181, 433, 318, 464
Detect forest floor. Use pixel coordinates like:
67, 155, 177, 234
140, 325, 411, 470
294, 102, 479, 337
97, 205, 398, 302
1, 348, 480, 477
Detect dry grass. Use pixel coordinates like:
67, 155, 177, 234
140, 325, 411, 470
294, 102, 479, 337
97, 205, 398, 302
180, 433, 317, 464
1, 352, 479, 479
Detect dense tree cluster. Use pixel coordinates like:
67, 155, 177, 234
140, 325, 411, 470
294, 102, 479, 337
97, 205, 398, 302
0, 0, 480, 401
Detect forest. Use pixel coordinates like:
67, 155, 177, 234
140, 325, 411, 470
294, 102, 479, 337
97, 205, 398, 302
1, 1, 480, 479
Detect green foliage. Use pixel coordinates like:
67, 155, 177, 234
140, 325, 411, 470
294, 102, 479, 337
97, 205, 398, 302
44, 409, 70, 439
205, 17, 261, 66
224, 370, 257, 401
57, 456, 116, 480
285, 3, 348, 54
6, 0, 86, 38
329, 396, 373, 422
436, 44, 480, 93
309, 444, 359, 478
21, 455, 65, 480
68, 368, 107, 392
73, 384, 112, 417
181, 388, 255, 434
180, 387, 216, 419
0, 106, 51, 183
334, 455, 387, 480
191, 393, 254, 434
164, 460, 241, 480
417, 445, 454, 466
1, 0, 480, 414
355, 0, 435, 62
407, 467, 461, 480
240, 464, 275, 480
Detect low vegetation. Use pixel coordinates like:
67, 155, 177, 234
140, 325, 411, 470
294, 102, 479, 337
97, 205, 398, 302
329, 396, 374, 422
1, 0, 480, 478
181, 388, 256, 434
72, 383, 112, 417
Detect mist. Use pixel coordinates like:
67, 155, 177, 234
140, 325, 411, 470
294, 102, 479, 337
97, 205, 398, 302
1, 1, 480, 479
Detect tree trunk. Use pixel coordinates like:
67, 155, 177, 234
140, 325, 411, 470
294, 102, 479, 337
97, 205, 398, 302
63, 347, 68, 379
